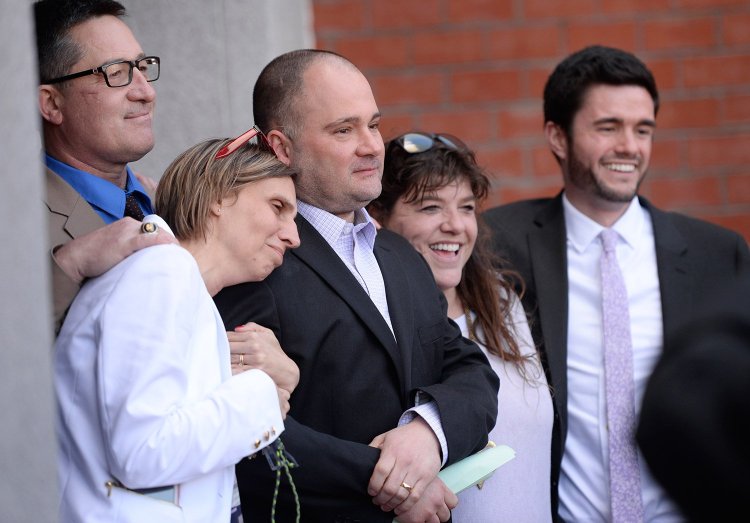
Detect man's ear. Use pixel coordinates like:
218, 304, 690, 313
266, 129, 292, 167
545, 121, 568, 163
38, 85, 64, 125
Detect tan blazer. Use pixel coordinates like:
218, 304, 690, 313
44, 167, 105, 332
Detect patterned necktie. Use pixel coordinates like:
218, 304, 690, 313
124, 192, 144, 221
600, 228, 644, 523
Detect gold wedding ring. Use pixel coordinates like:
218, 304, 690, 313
140, 221, 158, 234
400, 481, 413, 493
239, 354, 244, 366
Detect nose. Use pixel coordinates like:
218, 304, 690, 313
280, 218, 301, 249
615, 128, 639, 156
127, 67, 156, 103
357, 126, 384, 157
440, 207, 465, 233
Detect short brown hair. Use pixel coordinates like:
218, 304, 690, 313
155, 139, 295, 242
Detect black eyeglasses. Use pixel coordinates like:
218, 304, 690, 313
390, 132, 468, 154
43, 56, 160, 88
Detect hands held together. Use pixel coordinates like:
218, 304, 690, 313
368, 416, 457, 523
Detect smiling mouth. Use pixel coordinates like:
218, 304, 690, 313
603, 162, 637, 173
430, 243, 460, 257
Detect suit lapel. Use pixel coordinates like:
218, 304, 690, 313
374, 238, 411, 395
45, 168, 104, 239
642, 199, 691, 353
528, 195, 570, 431
290, 216, 402, 368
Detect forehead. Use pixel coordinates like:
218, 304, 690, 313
68, 15, 144, 66
576, 84, 656, 122
297, 59, 379, 126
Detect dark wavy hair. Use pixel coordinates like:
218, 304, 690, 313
369, 135, 526, 365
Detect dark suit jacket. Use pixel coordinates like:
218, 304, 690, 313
45, 167, 106, 332
483, 193, 750, 520
214, 214, 499, 522
637, 274, 750, 522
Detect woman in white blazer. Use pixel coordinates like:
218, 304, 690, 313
54, 134, 301, 522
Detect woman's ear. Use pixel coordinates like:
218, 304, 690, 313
210, 202, 222, 217
266, 130, 292, 166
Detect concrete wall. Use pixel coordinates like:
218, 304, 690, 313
0, 1, 311, 520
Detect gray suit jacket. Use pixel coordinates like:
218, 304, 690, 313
483, 193, 750, 520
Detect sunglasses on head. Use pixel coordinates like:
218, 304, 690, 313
215, 125, 273, 159
390, 132, 468, 155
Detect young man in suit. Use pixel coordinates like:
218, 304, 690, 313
484, 45, 749, 522
214, 49, 499, 523
35, 0, 174, 332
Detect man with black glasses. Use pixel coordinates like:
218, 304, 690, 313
35, 0, 174, 333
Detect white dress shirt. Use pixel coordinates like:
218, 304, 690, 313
55, 244, 284, 523
558, 195, 683, 522
297, 201, 449, 464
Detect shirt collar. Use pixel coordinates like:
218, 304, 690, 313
297, 200, 377, 250
45, 154, 151, 219
562, 193, 646, 253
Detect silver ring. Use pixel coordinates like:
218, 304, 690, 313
140, 222, 158, 234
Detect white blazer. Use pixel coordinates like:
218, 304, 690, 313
55, 243, 284, 522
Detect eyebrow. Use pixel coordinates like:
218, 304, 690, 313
323, 112, 381, 132
594, 116, 656, 128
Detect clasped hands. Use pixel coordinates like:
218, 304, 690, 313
229, 322, 299, 418
368, 416, 458, 523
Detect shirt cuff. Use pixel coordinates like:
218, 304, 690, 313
398, 396, 448, 466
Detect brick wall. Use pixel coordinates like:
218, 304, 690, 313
313, 0, 750, 241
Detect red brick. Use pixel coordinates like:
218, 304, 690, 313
451, 70, 522, 103
497, 106, 545, 139
646, 59, 679, 91
723, 13, 750, 46
531, 145, 561, 177
488, 26, 561, 61
313, 1, 366, 32
676, 0, 748, 7
687, 133, 750, 167
447, 0, 514, 23
477, 147, 525, 179
525, 0, 599, 19
335, 35, 410, 69
724, 94, 750, 123
496, 179, 563, 204
413, 30, 485, 66
641, 176, 722, 208
379, 113, 418, 142
567, 21, 637, 54
727, 173, 750, 204
683, 55, 750, 88
370, 72, 444, 106
526, 67, 554, 101
418, 109, 494, 143
601, 0, 672, 14
657, 98, 720, 129
643, 18, 716, 51
649, 139, 682, 171
372, 0, 442, 29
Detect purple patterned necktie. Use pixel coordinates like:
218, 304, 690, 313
124, 192, 144, 221
600, 229, 644, 523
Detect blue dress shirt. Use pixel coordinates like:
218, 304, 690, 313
45, 154, 153, 224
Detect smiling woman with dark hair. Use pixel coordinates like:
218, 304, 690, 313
370, 131, 554, 522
